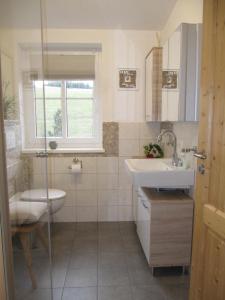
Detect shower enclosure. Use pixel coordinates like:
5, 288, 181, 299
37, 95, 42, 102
0, 0, 54, 299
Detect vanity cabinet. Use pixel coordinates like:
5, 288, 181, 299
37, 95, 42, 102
136, 187, 193, 268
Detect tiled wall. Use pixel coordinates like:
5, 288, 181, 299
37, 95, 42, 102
27, 121, 198, 222
30, 122, 160, 222
4, 120, 27, 198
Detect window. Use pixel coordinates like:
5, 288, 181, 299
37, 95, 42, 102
34, 80, 95, 139
23, 52, 102, 151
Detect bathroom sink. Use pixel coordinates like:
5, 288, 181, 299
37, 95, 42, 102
125, 158, 195, 188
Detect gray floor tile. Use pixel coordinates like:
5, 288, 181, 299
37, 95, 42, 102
157, 275, 190, 287
35, 266, 67, 288
52, 230, 75, 243
98, 238, 124, 253
122, 236, 143, 252
62, 287, 97, 300
98, 223, 121, 238
75, 231, 98, 240
165, 284, 189, 300
98, 285, 133, 300
76, 222, 98, 233
52, 222, 76, 232
73, 238, 98, 252
65, 268, 97, 287
131, 285, 167, 300
125, 252, 149, 270
69, 252, 98, 270
98, 252, 127, 269
20, 288, 62, 300
128, 268, 158, 286
13, 222, 190, 300
98, 266, 130, 287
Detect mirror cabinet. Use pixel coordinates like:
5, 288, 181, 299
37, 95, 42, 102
145, 23, 202, 122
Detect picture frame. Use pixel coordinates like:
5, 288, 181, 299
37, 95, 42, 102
162, 69, 179, 90
118, 68, 138, 90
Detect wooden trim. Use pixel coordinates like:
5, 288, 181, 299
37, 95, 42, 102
203, 204, 225, 240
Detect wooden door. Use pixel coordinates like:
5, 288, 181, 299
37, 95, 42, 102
189, 0, 225, 299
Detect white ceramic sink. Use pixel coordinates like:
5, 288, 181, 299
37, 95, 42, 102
125, 158, 195, 188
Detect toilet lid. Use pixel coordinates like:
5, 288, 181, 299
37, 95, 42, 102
21, 189, 66, 201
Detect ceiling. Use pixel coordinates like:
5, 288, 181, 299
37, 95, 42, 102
0, 0, 177, 30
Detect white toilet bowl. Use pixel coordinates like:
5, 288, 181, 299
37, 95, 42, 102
20, 189, 66, 215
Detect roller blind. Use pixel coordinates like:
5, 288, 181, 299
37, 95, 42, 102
43, 54, 95, 80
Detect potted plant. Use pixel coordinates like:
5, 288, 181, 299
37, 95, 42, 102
143, 143, 164, 158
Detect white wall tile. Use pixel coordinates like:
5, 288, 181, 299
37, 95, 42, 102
119, 123, 140, 139
52, 174, 75, 190
53, 157, 97, 174
53, 206, 76, 222
118, 206, 133, 221
118, 189, 132, 205
76, 206, 98, 222
77, 157, 97, 173
31, 174, 50, 189
119, 139, 140, 157
97, 174, 118, 190
139, 123, 160, 139
63, 190, 76, 207
32, 157, 52, 174
52, 157, 74, 174
98, 206, 118, 222
119, 157, 130, 174
97, 157, 118, 174
76, 174, 97, 190
118, 173, 132, 190
76, 190, 98, 206
98, 190, 118, 206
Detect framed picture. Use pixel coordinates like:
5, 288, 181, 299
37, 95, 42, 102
118, 68, 138, 90
162, 69, 178, 90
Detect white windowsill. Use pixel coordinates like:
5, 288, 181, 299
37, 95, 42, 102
22, 148, 105, 154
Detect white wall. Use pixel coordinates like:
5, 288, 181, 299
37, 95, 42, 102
160, 0, 203, 44
14, 29, 157, 123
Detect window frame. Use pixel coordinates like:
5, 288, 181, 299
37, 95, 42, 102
23, 52, 102, 150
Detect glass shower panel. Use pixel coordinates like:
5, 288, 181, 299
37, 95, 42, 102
0, 0, 53, 299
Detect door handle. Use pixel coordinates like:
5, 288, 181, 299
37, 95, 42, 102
193, 151, 207, 160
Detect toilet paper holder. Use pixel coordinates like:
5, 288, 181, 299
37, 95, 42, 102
68, 157, 83, 169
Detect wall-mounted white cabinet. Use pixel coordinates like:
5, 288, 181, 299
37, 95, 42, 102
145, 23, 202, 122
162, 23, 202, 122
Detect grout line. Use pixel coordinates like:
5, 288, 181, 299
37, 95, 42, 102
60, 222, 77, 300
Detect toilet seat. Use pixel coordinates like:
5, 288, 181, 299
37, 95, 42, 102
21, 189, 66, 202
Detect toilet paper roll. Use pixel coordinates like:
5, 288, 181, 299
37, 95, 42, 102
70, 163, 82, 173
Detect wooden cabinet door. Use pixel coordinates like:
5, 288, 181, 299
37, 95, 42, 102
189, 0, 225, 299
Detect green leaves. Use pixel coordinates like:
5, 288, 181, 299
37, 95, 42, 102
143, 143, 164, 158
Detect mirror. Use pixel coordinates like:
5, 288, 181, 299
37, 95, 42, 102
145, 23, 202, 122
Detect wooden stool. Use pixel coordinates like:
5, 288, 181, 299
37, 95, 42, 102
11, 223, 49, 289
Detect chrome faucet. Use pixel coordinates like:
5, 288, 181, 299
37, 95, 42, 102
157, 129, 179, 167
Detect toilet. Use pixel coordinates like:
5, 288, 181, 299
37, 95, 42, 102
20, 189, 66, 215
